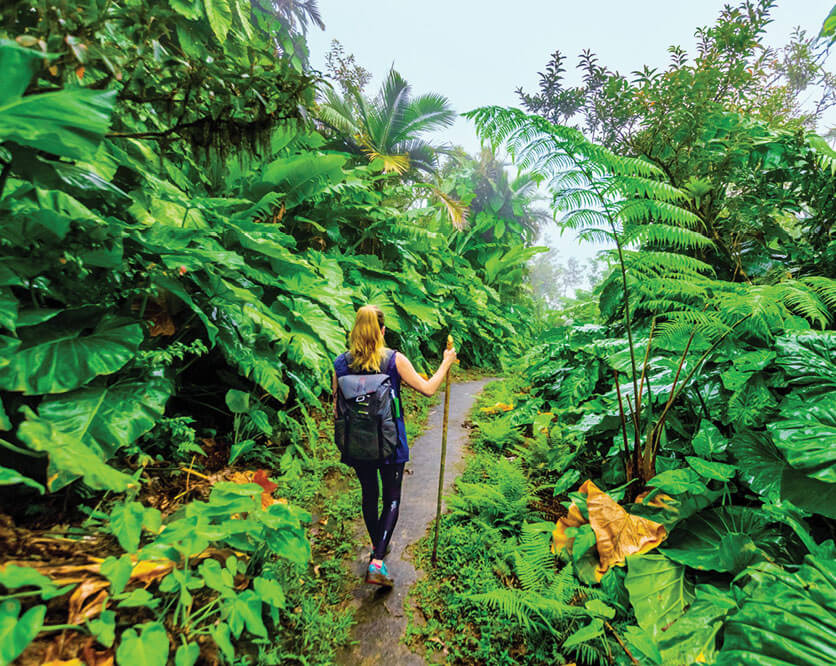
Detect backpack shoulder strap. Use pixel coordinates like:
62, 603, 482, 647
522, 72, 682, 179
383, 348, 396, 370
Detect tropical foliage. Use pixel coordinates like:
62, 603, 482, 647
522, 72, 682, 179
2, 0, 836, 664
412, 3, 836, 665
0, 1, 544, 663
319, 67, 456, 175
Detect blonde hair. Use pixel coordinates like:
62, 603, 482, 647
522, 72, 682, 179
349, 305, 385, 371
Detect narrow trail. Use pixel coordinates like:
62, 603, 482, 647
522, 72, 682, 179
336, 378, 497, 665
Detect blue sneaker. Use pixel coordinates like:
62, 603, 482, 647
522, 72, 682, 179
365, 560, 394, 587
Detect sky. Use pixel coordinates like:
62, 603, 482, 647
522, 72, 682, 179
304, 1, 835, 267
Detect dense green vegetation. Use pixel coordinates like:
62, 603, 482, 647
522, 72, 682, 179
2, 0, 836, 664
0, 1, 541, 663
410, 3, 836, 665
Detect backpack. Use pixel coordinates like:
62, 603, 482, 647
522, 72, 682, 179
334, 349, 401, 461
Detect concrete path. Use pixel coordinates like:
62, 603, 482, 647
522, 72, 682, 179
336, 378, 496, 665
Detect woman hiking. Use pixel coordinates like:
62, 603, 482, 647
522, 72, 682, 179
333, 305, 457, 587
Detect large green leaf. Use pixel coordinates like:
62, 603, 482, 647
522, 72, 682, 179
248, 153, 347, 206
38, 378, 171, 459
17, 409, 134, 492
0, 396, 9, 430
780, 466, 836, 519
691, 418, 728, 459
215, 324, 290, 402
0, 316, 143, 395
657, 585, 737, 665
0, 600, 45, 665
774, 332, 836, 397
0, 465, 44, 493
730, 430, 785, 502
116, 621, 169, 666
0, 84, 115, 160
0, 563, 71, 599
203, 0, 232, 43
661, 506, 773, 573
720, 349, 775, 391
625, 553, 693, 640
0, 40, 44, 105
285, 297, 346, 357
716, 556, 836, 665
222, 589, 267, 639
109, 501, 162, 553
0, 288, 17, 332
768, 394, 836, 483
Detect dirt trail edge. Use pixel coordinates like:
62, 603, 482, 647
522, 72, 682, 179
337, 378, 497, 665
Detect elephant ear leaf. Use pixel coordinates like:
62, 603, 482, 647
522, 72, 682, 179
0, 600, 46, 665
661, 506, 774, 574
730, 430, 785, 502
38, 377, 172, 460
0, 316, 143, 395
116, 621, 169, 666
0, 39, 43, 103
774, 332, 836, 397
625, 553, 693, 640
0, 42, 115, 160
716, 556, 836, 665
768, 394, 836, 484
658, 585, 738, 665
17, 408, 134, 492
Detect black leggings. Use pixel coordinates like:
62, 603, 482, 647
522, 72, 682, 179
352, 462, 405, 560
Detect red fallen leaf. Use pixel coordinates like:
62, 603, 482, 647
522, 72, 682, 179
228, 470, 285, 509
252, 469, 278, 494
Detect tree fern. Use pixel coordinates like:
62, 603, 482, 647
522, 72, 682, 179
465, 105, 715, 483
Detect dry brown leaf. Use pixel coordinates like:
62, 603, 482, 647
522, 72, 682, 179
130, 559, 174, 586
228, 470, 279, 509
2, 561, 100, 586
43, 660, 84, 666
585, 481, 666, 574
82, 640, 115, 666
67, 579, 109, 624
551, 502, 585, 554
551, 480, 666, 580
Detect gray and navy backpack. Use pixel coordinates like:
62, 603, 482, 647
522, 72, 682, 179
335, 350, 402, 461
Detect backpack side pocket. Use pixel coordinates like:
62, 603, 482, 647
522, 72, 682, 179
334, 416, 347, 454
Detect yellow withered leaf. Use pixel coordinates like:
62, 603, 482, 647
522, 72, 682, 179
551, 480, 666, 580
551, 502, 586, 554
585, 480, 666, 573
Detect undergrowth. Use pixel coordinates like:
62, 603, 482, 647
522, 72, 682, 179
265, 383, 441, 664
406, 377, 615, 666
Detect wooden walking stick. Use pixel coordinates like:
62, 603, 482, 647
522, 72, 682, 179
431, 334, 454, 566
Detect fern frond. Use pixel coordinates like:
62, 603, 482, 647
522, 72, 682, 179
515, 521, 557, 591
622, 223, 713, 250
623, 250, 715, 276
576, 228, 616, 244
800, 276, 836, 311
560, 209, 609, 230
776, 281, 830, 328
604, 176, 688, 203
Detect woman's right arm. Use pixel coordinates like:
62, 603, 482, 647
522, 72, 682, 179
396, 348, 457, 397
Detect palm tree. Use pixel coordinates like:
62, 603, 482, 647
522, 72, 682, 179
270, 0, 325, 34
318, 68, 456, 176
448, 148, 553, 240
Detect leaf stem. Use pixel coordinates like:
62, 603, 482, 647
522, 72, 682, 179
604, 621, 639, 666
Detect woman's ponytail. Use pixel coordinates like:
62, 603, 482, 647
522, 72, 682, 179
349, 305, 385, 371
